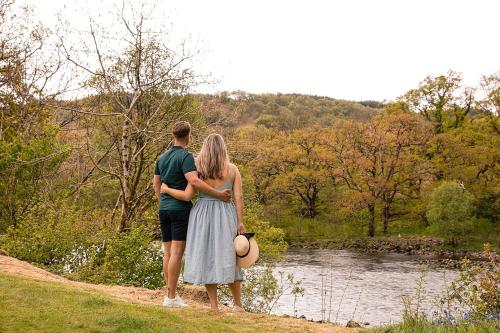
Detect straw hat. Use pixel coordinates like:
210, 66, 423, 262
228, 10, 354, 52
234, 233, 259, 268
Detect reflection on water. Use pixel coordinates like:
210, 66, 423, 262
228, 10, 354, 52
271, 248, 458, 326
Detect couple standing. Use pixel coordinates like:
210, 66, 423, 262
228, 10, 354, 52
152, 121, 245, 311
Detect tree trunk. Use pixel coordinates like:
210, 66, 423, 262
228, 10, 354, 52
382, 203, 390, 235
118, 116, 131, 232
367, 202, 375, 237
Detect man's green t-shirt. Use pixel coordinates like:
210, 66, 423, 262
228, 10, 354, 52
154, 146, 197, 211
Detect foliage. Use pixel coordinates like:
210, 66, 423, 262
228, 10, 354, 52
59, 1, 206, 232
437, 244, 499, 323
0, 199, 163, 289
401, 268, 428, 325
322, 112, 432, 236
100, 225, 163, 289
0, 125, 68, 232
0, 0, 68, 231
429, 119, 500, 222
426, 182, 475, 243
198, 92, 379, 131
400, 70, 473, 133
391, 244, 499, 333
238, 265, 304, 314
243, 201, 288, 261
0, 201, 105, 267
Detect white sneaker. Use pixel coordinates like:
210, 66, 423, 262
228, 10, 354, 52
174, 294, 188, 307
163, 294, 188, 308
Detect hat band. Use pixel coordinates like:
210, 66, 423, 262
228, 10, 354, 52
237, 242, 251, 258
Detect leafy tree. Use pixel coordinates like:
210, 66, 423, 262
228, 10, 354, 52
268, 127, 327, 217
429, 119, 499, 222
322, 112, 432, 236
426, 181, 475, 244
400, 71, 473, 133
0, 0, 67, 230
476, 72, 500, 134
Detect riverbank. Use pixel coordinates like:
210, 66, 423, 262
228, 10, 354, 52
0, 255, 354, 333
287, 236, 498, 268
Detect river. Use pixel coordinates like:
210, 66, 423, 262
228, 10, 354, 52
271, 248, 458, 327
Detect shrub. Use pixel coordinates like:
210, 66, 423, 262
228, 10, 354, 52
438, 244, 499, 323
100, 225, 163, 289
1, 201, 163, 289
426, 181, 475, 244
243, 201, 287, 261
0, 202, 104, 268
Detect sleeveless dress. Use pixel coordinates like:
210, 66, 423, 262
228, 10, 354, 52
183, 168, 244, 285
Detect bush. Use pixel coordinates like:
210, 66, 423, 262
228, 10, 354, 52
398, 244, 499, 332
100, 225, 163, 289
0, 202, 104, 268
0, 201, 163, 289
426, 181, 475, 244
244, 201, 287, 261
438, 244, 499, 323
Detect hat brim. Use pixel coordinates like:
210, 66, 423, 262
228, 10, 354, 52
236, 238, 259, 268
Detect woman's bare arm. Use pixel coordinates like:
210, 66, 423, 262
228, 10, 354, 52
232, 164, 245, 234
160, 183, 195, 201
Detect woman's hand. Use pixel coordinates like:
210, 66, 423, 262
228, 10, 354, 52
160, 183, 169, 194
237, 223, 245, 235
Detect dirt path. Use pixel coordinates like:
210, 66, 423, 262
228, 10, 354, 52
0, 255, 356, 333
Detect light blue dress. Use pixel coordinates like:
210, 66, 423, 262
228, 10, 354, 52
183, 169, 244, 285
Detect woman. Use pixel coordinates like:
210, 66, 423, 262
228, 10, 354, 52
160, 133, 245, 311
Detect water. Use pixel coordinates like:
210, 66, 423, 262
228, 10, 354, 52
271, 248, 458, 326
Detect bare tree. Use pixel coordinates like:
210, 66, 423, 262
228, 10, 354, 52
59, 1, 204, 231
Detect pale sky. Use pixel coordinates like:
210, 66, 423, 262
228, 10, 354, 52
26, 0, 500, 101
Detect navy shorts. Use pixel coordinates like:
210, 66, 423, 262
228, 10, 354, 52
158, 209, 190, 242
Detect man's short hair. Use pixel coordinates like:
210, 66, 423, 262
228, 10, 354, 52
172, 121, 191, 139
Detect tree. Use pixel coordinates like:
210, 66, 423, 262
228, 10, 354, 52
268, 128, 327, 218
429, 119, 499, 222
426, 181, 475, 245
322, 113, 432, 236
476, 72, 500, 134
0, 0, 67, 230
400, 71, 473, 133
58, 2, 205, 232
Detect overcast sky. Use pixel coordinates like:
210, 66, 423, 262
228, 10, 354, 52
26, 0, 500, 101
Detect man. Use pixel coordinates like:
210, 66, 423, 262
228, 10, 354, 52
152, 121, 231, 308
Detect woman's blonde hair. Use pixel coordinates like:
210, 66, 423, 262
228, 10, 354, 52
197, 133, 229, 180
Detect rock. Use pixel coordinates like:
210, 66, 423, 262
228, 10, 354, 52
346, 320, 361, 328
299, 315, 306, 320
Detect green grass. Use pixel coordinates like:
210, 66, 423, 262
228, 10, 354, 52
364, 320, 498, 333
0, 273, 286, 333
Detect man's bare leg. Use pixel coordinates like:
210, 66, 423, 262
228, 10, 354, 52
167, 240, 186, 299
162, 241, 171, 291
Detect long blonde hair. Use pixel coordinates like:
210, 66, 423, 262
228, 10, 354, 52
197, 133, 229, 180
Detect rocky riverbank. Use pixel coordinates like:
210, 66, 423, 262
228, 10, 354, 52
287, 236, 497, 268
